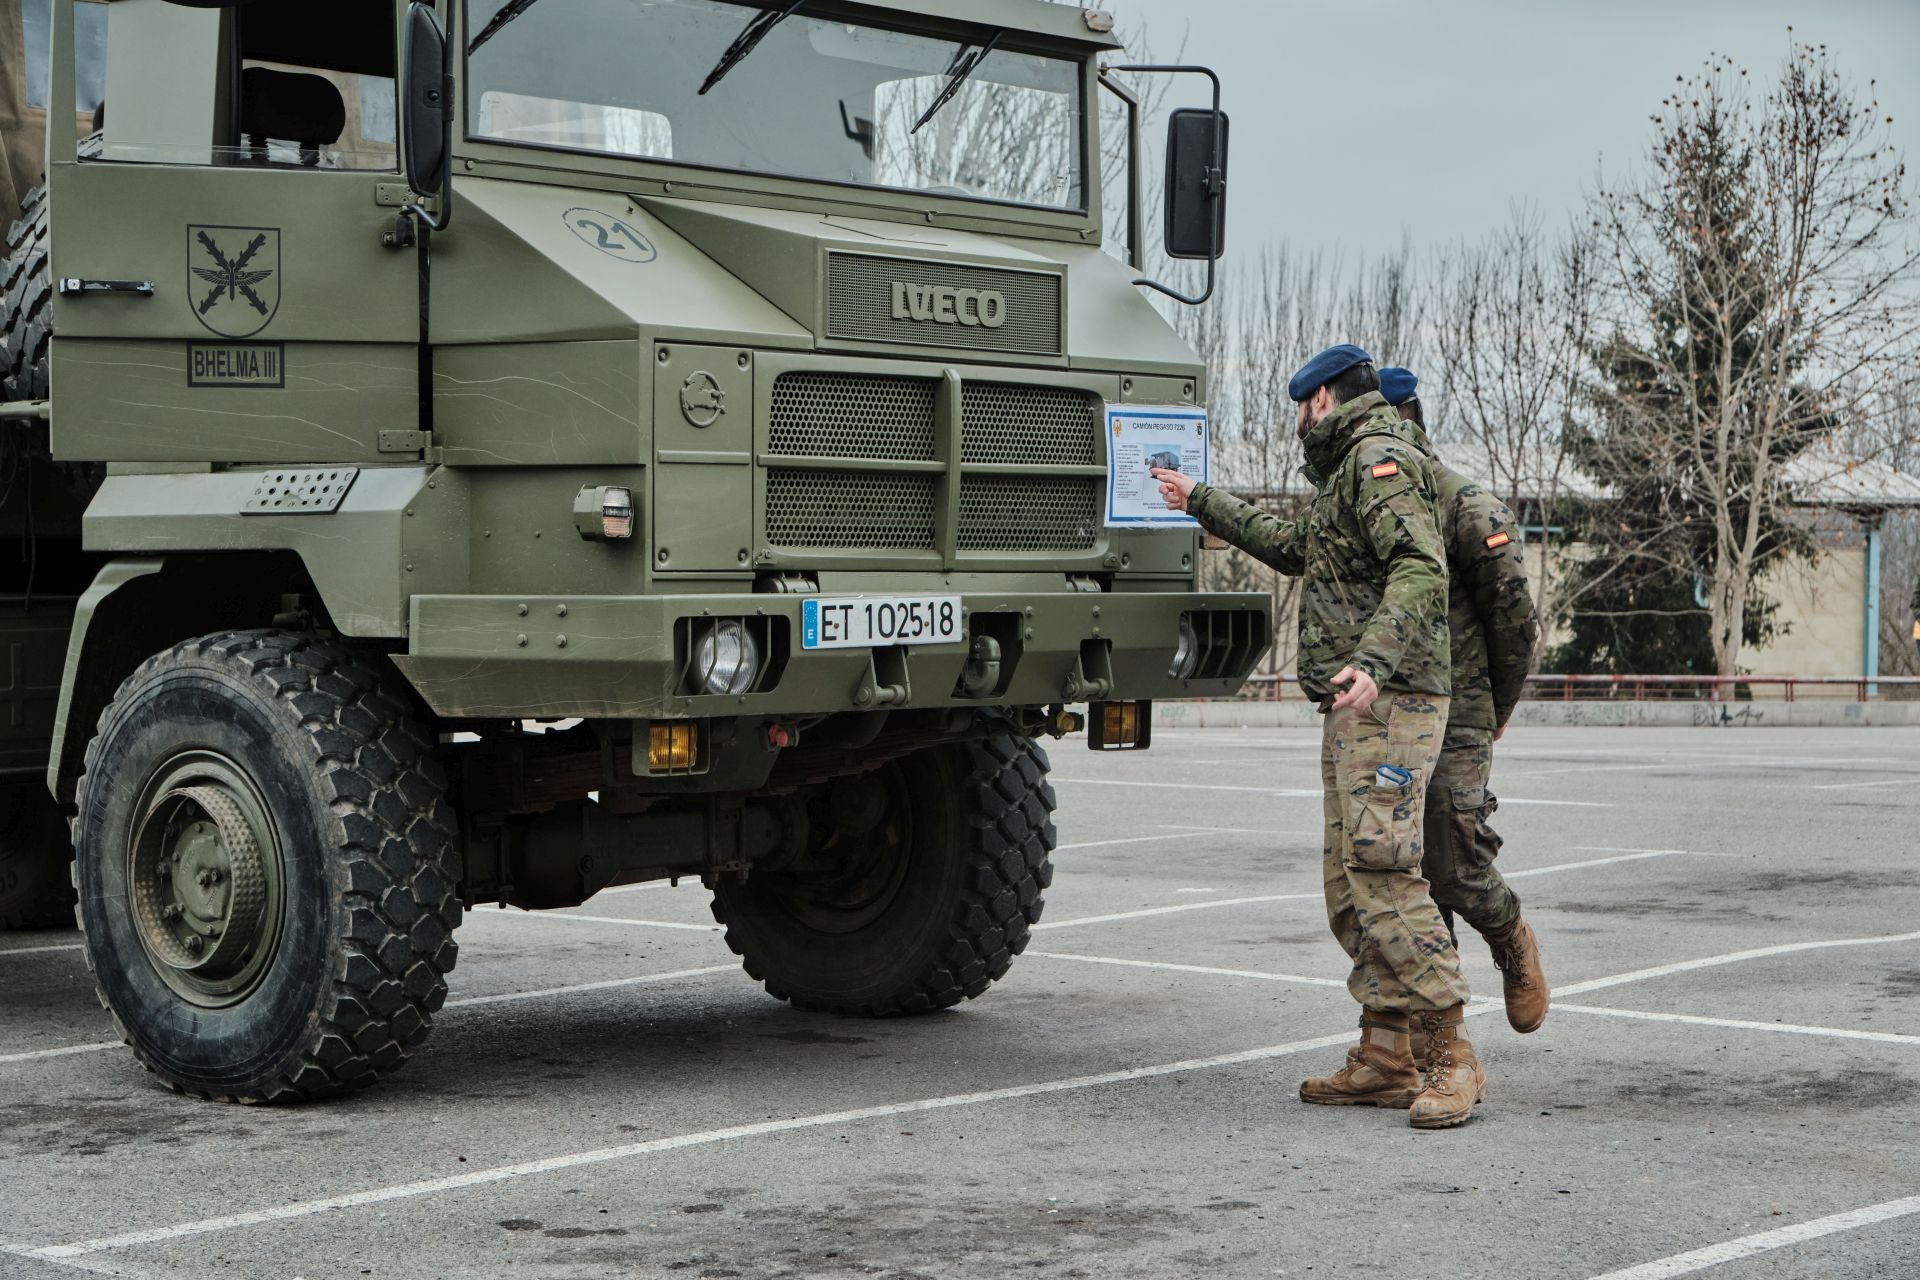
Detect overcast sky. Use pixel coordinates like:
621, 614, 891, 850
1107, 0, 1920, 260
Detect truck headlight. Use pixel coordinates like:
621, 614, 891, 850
1168, 613, 1200, 679
694, 619, 760, 696
574, 485, 635, 540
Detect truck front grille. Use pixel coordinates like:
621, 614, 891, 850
958, 477, 1101, 552
768, 372, 936, 461
960, 384, 1099, 466
765, 469, 937, 550
763, 372, 1104, 558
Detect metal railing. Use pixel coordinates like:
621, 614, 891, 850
1239, 673, 1920, 703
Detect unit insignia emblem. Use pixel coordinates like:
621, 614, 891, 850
188, 225, 281, 338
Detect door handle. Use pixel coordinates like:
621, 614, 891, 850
57, 279, 156, 297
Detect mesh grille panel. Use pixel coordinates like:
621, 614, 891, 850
766, 469, 937, 550
958, 477, 1101, 552
767, 372, 937, 460
961, 383, 1099, 466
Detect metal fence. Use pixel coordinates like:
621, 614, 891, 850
1239, 673, 1920, 703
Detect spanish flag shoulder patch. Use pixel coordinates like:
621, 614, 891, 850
1369, 460, 1399, 479
1485, 531, 1512, 549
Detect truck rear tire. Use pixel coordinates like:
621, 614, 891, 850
0, 782, 74, 930
2, 186, 51, 406
713, 733, 1055, 1016
73, 631, 462, 1101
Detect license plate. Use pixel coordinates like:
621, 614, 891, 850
801, 595, 963, 650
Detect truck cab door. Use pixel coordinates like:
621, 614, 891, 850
47, 0, 423, 465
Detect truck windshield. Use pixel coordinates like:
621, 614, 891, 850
464, 0, 1087, 212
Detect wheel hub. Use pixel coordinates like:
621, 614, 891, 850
127, 763, 282, 1007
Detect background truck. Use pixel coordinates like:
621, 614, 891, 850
0, 0, 1269, 1101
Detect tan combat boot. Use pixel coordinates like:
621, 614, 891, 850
1408, 1005, 1487, 1129
1488, 917, 1550, 1033
1300, 1010, 1421, 1109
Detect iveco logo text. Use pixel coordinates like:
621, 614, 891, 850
889, 282, 1007, 328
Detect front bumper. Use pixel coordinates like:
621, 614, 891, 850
394, 590, 1271, 719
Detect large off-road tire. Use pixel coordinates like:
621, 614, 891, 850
713, 733, 1055, 1016
2, 186, 51, 406
74, 630, 462, 1101
0, 781, 74, 930
3, 180, 102, 499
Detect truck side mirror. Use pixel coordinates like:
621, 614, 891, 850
402, 3, 452, 201
1163, 107, 1228, 260
1101, 65, 1227, 305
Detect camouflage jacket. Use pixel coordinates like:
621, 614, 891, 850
1409, 429, 1539, 731
1187, 392, 1451, 700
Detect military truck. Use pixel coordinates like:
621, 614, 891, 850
0, 0, 1269, 1101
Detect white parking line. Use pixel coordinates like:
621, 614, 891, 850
0, 966, 739, 1068
1027, 952, 1920, 1048
1028, 950, 1345, 988
1051, 777, 1321, 799
1584, 1194, 1920, 1279
1570, 846, 1741, 858
1806, 778, 1912, 791
18, 1026, 1363, 1261
1553, 1003, 1920, 1047
1034, 848, 1695, 932
1055, 833, 1206, 852
0, 1041, 122, 1066
1498, 755, 1886, 781
1052, 776, 1612, 808
470, 906, 721, 933
1034, 890, 1320, 930
445, 964, 736, 1008
0, 942, 85, 958
1555, 928, 1920, 997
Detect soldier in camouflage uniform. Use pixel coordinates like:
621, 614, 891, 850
1154, 344, 1485, 1129
1379, 368, 1549, 1037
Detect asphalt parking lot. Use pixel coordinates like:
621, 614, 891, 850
3, 724, 1918, 1280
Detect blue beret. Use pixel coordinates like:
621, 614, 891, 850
1379, 367, 1418, 406
1288, 344, 1374, 403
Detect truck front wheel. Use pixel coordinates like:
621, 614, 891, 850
73, 631, 461, 1101
713, 733, 1056, 1016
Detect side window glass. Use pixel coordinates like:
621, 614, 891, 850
86, 0, 397, 171
238, 62, 397, 171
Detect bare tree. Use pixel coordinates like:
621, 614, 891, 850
1580, 43, 1920, 675
1428, 207, 1597, 659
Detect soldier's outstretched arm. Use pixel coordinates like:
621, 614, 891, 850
1347, 448, 1449, 687
1461, 495, 1540, 729
1185, 482, 1308, 575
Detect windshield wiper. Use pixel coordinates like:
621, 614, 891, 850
699, 0, 808, 96
910, 31, 1003, 134
468, 0, 545, 54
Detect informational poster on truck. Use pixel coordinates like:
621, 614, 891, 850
1105, 404, 1209, 527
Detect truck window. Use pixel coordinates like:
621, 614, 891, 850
466, 0, 1087, 213
92, 0, 396, 171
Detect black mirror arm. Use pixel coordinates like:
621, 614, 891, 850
1104, 63, 1224, 306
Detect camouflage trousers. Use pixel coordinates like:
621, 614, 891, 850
1421, 725, 1522, 938
1319, 693, 1470, 1013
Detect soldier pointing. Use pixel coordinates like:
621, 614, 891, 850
1154, 344, 1485, 1129
1379, 366, 1549, 1036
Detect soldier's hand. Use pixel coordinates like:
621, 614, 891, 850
1151, 467, 1196, 513
1493, 725, 1507, 743
1328, 665, 1379, 713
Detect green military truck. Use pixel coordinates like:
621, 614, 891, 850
0, 0, 1268, 1101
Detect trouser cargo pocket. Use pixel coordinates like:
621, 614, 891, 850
1348, 768, 1422, 871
